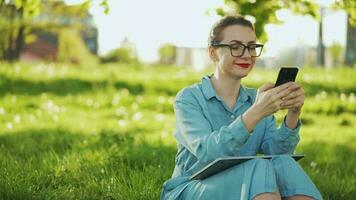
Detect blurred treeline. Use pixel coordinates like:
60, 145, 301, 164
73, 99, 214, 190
0, 0, 139, 66
0, 0, 355, 67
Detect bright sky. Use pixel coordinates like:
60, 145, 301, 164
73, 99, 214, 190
67, 0, 347, 62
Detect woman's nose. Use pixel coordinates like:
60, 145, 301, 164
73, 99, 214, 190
240, 48, 251, 58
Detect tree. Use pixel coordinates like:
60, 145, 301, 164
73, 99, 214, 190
0, 0, 41, 61
0, 0, 108, 61
58, 28, 97, 65
329, 41, 343, 67
216, 0, 319, 42
333, 0, 356, 67
158, 43, 176, 65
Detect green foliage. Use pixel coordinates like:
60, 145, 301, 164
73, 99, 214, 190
0, 0, 108, 61
219, 0, 319, 42
329, 41, 344, 66
101, 47, 139, 64
158, 43, 177, 65
58, 29, 97, 66
0, 63, 355, 199
333, 0, 356, 25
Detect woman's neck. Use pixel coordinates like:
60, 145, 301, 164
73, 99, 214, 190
210, 72, 241, 103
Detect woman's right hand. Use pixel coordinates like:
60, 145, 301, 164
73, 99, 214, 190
251, 82, 293, 120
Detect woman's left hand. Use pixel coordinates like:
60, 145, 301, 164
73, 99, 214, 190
280, 82, 305, 113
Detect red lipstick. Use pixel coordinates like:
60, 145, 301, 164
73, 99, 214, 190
235, 63, 251, 68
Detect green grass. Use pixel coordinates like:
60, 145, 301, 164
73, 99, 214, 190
0, 62, 355, 199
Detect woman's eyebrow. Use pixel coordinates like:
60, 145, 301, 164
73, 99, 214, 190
229, 40, 257, 44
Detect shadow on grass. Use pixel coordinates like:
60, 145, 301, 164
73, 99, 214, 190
0, 128, 176, 161
0, 128, 177, 199
298, 141, 356, 200
0, 75, 148, 96
0, 74, 181, 96
245, 81, 356, 96
302, 82, 356, 96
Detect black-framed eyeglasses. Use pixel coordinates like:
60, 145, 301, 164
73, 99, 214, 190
211, 43, 264, 57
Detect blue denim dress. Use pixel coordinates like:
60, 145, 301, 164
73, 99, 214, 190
160, 75, 322, 200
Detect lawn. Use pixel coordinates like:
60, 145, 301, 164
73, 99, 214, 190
0, 62, 355, 199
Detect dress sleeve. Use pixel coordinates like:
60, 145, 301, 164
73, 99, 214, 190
174, 99, 251, 163
260, 115, 301, 155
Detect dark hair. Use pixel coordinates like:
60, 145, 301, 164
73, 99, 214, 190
208, 15, 254, 46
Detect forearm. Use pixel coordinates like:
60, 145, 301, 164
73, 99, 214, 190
242, 106, 262, 133
285, 110, 301, 129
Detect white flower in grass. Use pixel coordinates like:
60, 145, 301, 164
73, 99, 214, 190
158, 96, 165, 104
86, 98, 94, 107
320, 91, 327, 99
121, 88, 130, 96
168, 97, 174, 104
133, 112, 142, 121
42, 100, 60, 113
14, 65, 21, 74
349, 93, 355, 103
131, 103, 138, 110
111, 94, 121, 106
310, 161, 317, 168
136, 95, 143, 103
117, 120, 127, 127
161, 131, 168, 139
0, 107, 5, 115
14, 115, 21, 123
6, 122, 13, 130
29, 115, 36, 122
339, 93, 346, 101
155, 114, 165, 121
115, 107, 126, 117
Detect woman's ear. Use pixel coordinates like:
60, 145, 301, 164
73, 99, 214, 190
208, 47, 218, 62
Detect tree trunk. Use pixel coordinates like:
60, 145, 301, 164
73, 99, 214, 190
317, 7, 325, 67
345, 14, 356, 67
14, 7, 25, 60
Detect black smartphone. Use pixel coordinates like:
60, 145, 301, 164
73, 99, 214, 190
275, 67, 299, 87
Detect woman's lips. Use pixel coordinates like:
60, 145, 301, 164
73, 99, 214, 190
234, 63, 251, 68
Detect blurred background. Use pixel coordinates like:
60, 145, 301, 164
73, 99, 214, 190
0, 0, 355, 199
0, 0, 355, 68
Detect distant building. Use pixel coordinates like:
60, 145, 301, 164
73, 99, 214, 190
20, 1, 97, 62
175, 47, 213, 70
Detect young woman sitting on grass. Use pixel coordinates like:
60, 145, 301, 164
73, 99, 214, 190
160, 15, 322, 200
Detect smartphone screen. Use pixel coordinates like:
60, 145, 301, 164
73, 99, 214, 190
275, 67, 299, 87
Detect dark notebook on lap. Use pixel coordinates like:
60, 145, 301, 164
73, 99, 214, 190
190, 154, 304, 180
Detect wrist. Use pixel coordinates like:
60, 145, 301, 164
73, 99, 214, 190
288, 108, 301, 116
245, 105, 263, 123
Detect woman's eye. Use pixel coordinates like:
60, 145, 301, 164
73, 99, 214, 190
231, 45, 243, 50
248, 45, 257, 49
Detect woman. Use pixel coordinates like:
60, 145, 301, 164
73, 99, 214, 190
160, 16, 322, 200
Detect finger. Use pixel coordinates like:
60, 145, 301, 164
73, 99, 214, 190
287, 83, 301, 92
283, 103, 304, 110
282, 90, 303, 101
281, 101, 304, 109
282, 96, 304, 107
259, 83, 275, 92
271, 88, 290, 101
270, 99, 283, 111
271, 82, 294, 94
